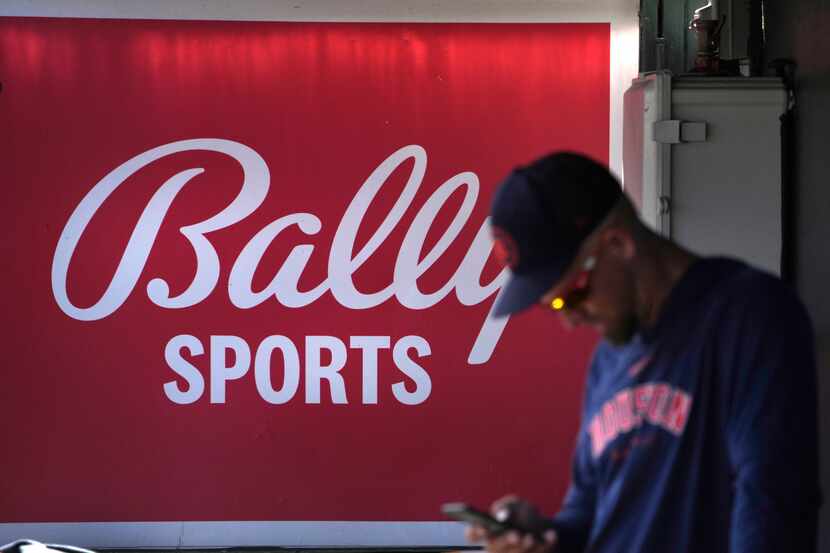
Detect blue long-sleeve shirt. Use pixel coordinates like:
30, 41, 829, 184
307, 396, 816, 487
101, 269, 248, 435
551, 257, 820, 553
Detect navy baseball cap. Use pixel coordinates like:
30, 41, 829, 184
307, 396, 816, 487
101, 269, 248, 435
489, 152, 622, 317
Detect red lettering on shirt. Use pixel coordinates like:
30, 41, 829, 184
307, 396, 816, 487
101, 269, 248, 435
588, 382, 694, 459
664, 390, 693, 435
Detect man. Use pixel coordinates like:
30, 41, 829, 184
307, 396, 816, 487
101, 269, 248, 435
467, 153, 820, 552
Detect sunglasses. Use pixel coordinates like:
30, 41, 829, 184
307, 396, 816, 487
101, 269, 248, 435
549, 255, 597, 312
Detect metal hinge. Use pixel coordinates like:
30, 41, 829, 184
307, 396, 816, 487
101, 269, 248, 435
659, 195, 671, 214
653, 120, 708, 143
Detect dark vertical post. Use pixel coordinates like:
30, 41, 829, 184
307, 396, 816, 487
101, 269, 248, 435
771, 59, 797, 283
748, 0, 764, 75
655, 0, 666, 70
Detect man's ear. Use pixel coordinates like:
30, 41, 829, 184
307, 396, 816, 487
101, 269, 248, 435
601, 227, 636, 261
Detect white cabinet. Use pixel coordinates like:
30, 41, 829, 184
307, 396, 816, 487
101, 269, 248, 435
623, 73, 787, 275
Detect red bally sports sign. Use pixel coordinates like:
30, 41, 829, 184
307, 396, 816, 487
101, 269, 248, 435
53, 140, 508, 404
0, 17, 608, 536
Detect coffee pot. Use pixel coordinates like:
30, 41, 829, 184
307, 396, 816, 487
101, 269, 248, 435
689, 2, 726, 73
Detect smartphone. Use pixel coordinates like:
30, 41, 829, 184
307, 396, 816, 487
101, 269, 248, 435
442, 502, 554, 542
441, 502, 512, 535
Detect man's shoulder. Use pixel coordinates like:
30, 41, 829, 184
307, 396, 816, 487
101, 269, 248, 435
701, 256, 797, 303
697, 256, 810, 331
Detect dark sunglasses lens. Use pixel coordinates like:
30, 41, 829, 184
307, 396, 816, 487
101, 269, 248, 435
564, 287, 590, 309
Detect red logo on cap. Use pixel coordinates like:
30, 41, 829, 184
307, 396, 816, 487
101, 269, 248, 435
492, 226, 520, 269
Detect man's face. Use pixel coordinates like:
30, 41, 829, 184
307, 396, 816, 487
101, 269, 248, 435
539, 231, 639, 345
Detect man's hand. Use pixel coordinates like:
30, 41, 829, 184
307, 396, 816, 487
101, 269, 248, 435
464, 496, 558, 553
